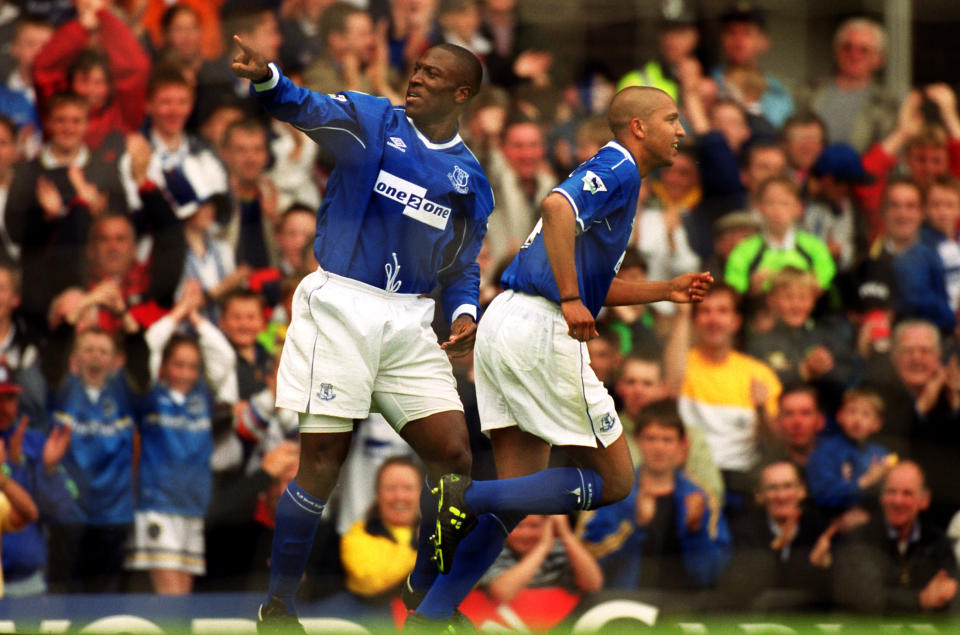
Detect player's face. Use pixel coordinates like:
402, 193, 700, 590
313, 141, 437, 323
758, 463, 805, 521
376, 464, 421, 527
162, 342, 202, 394
636, 423, 683, 474
644, 99, 685, 171
405, 48, 464, 125
881, 465, 928, 531
777, 392, 822, 450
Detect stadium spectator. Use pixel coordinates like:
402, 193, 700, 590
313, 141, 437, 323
871, 179, 955, 333
0, 16, 52, 145
806, 387, 893, 518
763, 384, 825, 469
341, 456, 423, 600
582, 399, 729, 591
616, 352, 723, 506
725, 176, 835, 297
0, 365, 76, 597
483, 115, 554, 265
5, 93, 129, 326
833, 461, 958, 613
803, 143, 873, 275
140, 0, 224, 63
605, 251, 662, 358
32, 1, 150, 151
859, 85, 960, 239
218, 289, 271, 401
797, 18, 897, 153
153, 4, 206, 82
0, 116, 20, 266
617, 9, 699, 103
276, 0, 327, 71
671, 283, 782, 509
781, 112, 826, 188
866, 320, 960, 531
745, 268, 857, 411
0, 263, 48, 431
221, 118, 278, 271
920, 175, 960, 315
127, 284, 235, 594
380, 0, 438, 77
303, 3, 400, 103
480, 514, 602, 603
701, 210, 761, 281
47, 327, 137, 593
120, 67, 228, 221
246, 205, 317, 311
719, 461, 831, 610
711, 3, 793, 129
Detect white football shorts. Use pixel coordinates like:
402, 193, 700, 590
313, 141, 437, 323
275, 267, 463, 432
125, 510, 205, 575
475, 290, 623, 448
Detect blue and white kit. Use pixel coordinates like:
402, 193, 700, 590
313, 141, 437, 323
477, 141, 642, 447
250, 64, 494, 426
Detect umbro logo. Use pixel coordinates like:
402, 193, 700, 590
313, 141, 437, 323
387, 137, 407, 152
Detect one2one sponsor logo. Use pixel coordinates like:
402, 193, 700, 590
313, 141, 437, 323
374, 170, 452, 230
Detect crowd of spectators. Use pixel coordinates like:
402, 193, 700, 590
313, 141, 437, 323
0, 0, 958, 620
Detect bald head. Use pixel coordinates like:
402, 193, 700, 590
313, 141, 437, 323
431, 43, 483, 99
607, 86, 673, 138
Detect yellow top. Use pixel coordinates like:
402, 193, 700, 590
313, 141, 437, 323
340, 520, 417, 597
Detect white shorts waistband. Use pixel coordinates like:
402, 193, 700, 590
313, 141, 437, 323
315, 266, 424, 301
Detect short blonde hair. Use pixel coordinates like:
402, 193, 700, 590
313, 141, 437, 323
768, 266, 818, 295
841, 387, 885, 419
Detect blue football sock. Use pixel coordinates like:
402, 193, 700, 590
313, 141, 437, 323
417, 512, 521, 620
464, 467, 604, 514
408, 477, 439, 593
265, 480, 326, 613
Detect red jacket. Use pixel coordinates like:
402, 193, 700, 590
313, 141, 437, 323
33, 9, 150, 149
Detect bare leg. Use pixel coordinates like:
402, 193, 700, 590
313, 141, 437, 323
149, 569, 193, 595
562, 434, 636, 505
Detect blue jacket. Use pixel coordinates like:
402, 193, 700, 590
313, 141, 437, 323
0, 420, 81, 580
807, 433, 889, 511
891, 240, 956, 331
582, 469, 731, 589
250, 64, 494, 324
51, 373, 137, 525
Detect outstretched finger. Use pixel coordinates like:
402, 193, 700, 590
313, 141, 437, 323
233, 34, 252, 54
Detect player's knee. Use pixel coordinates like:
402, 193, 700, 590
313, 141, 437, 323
600, 471, 633, 506
298, 444, 346, 489
435, 435, 472, 475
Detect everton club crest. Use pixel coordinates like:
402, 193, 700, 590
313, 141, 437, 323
448, 165, 470, 194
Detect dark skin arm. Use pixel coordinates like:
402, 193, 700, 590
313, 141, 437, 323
441, 314, 477, 358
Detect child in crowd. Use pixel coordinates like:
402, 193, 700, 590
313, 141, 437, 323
725, 176, 835, 296
921, 175, 960, 315
746, 268, 858, 412
127, 282, 235, 594
806, 387, 895, 517
48, 328, 137, 592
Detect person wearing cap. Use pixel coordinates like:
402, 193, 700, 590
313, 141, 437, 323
711, 2, 794, 128
796, 17, 898, 154
803, 142, 875, 274
617, 7, 700, 103
0, 363, 77, 597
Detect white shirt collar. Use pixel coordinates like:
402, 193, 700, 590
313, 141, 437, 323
406, 116, 463, 150
39, 145, 90, 169
603, 140, 636, 165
